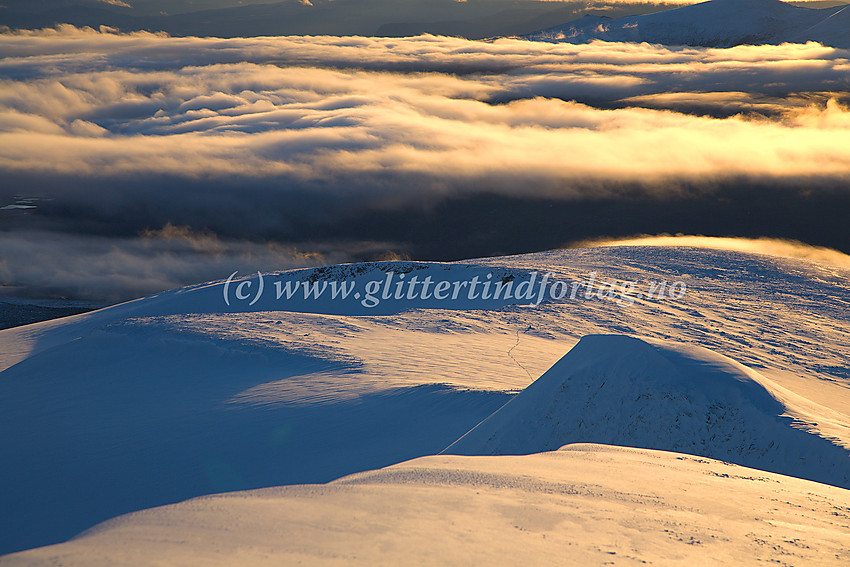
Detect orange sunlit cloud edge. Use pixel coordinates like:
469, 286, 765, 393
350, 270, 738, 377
2, 27, 850, 299
577, 235, 850, 267
1, 27, 850, 196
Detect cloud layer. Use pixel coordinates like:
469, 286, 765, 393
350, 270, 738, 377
0, 225, 365, 302
2, 29, 849, 188
1, 27, 850, 300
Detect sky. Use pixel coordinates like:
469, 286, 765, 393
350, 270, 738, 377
1, 22, 850, 301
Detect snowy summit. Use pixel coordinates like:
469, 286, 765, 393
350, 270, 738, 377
524, 0, 850, 48
0, 242, 849, 564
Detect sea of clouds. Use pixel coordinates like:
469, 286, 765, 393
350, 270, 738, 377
1, 26, 849, 300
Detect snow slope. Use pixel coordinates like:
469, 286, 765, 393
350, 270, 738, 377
0, 244, 848, 556
524, 0, 850, 48
445, 334, 850, 488
0, 261, 562, 555
3, 444, 848, 566
791, 4, 850, 45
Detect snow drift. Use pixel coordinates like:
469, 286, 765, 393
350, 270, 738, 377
3, 444, 849, 566
2, 244, 848, 556
446, 334, 850, 488
0, 260, 536, 555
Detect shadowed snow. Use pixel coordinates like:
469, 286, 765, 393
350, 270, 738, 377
446, 334, 850, 488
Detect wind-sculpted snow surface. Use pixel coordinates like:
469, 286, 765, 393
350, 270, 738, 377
0, 245, 848, 555
446, 335, 850, 488
136, 261, 531, 316
3, 445, 849, 566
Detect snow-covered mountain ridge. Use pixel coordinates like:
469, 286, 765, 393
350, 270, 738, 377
524, 0, 850, 48
446, 334, 850, 488
4, 445, 849, 566
1, 243, 848, 557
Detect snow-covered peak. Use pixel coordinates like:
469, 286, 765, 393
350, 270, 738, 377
791, 4, 850, 44
1, 245, 848, 556
524, 0, 850, 48
445, 334, 850, 488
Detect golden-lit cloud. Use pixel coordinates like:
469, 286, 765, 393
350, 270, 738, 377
1, 27, 849, 300
1, 27, 849, 200
530, 0, 706, 4
584, 235, 850, 267
97, 0, 132, 7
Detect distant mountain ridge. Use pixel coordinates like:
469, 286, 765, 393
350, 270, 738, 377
3, 0, 845, 45
0, 0, 674, 39
524, 0, 850, 48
